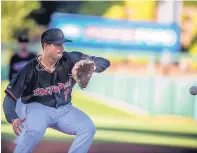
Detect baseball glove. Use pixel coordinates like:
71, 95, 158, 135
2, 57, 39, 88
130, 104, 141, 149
72, 59, 96, 89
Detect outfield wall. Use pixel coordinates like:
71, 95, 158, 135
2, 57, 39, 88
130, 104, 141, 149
86, 73, 197, 119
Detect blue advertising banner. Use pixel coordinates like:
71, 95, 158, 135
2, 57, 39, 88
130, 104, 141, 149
49, 13, 180, 52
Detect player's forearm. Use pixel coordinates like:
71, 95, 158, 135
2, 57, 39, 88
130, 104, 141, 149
67, 51, 110, 72
3, 94, 19, 123
94, 57, 110, 73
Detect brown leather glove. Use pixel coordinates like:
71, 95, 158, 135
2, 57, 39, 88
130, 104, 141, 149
72, 59, 96, 89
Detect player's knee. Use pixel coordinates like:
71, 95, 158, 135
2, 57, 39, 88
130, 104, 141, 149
27, 130, 44, 141
15, 131, 43, 149
23, 127, 46, 142
86, 121, 96, 137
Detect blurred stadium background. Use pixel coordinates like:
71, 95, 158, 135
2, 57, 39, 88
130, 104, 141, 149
1, 1, 197, 153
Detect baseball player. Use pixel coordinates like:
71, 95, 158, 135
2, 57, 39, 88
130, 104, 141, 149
3, 28, 110, 153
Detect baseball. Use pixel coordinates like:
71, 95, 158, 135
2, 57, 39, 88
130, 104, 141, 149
190, 86, 197, 95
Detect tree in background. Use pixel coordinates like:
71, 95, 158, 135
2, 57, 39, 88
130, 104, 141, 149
78, 1, 122, 17
102, 1, 156, 21
181, 3, 197, 56
29, 1, 83, 25
1, 1, 40, 42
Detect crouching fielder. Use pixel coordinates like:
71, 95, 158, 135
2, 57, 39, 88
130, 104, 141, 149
3, 28, 110, 153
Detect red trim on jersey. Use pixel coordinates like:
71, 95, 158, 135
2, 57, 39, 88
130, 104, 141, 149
36, 55, 59, 73
36, 55, 51, 73
5, 89, 18, 101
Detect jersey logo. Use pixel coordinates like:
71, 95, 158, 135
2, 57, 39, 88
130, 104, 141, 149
33, 81, 71, 101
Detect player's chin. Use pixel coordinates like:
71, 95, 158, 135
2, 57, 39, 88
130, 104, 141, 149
56, 53, 63, 59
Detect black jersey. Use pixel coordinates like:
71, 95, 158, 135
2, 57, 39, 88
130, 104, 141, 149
9, 52, 37, 81
5, 51, 110, 108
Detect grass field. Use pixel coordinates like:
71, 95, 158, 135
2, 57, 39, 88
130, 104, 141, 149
1, 80, 197, 148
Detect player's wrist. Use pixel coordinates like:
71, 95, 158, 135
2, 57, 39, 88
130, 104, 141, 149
11, 119, 15, 124
10, 117, 18, 124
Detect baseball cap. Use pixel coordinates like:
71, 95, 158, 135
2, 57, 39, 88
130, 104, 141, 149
18, 34, 29, 43
41, 28, 72, 45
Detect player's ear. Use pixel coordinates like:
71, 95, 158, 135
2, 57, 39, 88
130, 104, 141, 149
41, 42, 45, 50
43, 43, 50, 50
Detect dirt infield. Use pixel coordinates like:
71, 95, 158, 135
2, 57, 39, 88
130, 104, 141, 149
2, 139, 197, 153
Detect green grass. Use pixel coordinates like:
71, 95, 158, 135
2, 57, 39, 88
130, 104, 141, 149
2, 80, 197, 148
2, 124, 197, 148
72, 92, 197, 135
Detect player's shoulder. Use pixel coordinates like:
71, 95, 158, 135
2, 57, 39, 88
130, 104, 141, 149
29, 57, 37, 65
22, 57, 37, 70
29, 52, 37, 58
15, 58, 37, 77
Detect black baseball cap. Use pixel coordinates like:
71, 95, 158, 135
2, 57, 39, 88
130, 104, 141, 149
18, 34, 29, 43
41, 28, 72, 45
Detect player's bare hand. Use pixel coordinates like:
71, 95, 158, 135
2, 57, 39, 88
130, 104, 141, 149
12, 118, 24, 136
